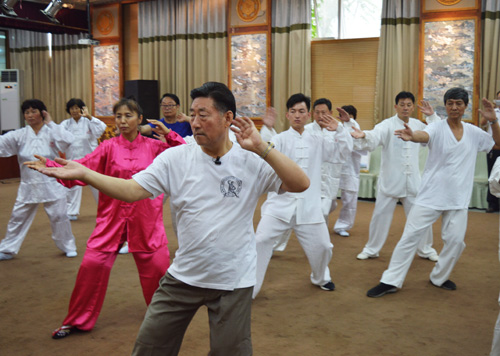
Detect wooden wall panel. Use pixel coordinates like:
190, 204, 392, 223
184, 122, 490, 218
123, 3, 139, 81
311, 38, 379, 130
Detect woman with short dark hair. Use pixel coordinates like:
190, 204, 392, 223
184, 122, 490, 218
60, 98, 107, 220
0, 99, 77, 261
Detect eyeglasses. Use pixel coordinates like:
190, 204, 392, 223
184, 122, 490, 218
161, 104, 177, 109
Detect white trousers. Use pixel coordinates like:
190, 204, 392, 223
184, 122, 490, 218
491, 302, 500, 356
66, 185, 99, 216
333, 189, 358, 232
361, 192, 436, 258
381, 205, 467, 288
254, 214, 333, 298
0, 198, 77, 255
273, 197, 334, 252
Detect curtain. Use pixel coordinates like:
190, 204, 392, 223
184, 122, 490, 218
271, 0, 311, 132
10, 29, 90, 123
374, 0, 420, 125
138, 0, 227, 115
51, 33, 92, 122
10, 29, 51, 112
481, 0, 500, 101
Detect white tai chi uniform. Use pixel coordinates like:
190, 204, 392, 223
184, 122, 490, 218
487, 157, 500, 356
354, 115, 437, 258
0, 123, 77, 256
267, 121, 345, 251
253, 125, 352, 298
306, 121, 344, 220
60, 116, 107, 216
380, 119, 494, 288
333, 119, 367, 233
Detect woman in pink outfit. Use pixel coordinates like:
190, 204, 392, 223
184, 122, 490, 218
32, 98, 185, 339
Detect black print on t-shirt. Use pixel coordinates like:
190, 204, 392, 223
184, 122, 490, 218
220, 176, 242, 198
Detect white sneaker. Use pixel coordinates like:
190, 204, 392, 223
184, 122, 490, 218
356, 252, 378, 260
66, 251, 77, 258
68, 215, 78, 221
423, 254, 439, 262
0, 252, 13, 261
119, 243, 129, 254
335, 229, 350, 237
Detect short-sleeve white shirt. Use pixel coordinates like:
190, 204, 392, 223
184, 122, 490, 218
133, 143, 282, 290
416, 119, 494, 210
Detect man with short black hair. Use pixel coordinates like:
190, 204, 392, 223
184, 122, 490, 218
253, 93, 352, 297
28, 82, 310, 355
351, 91, 438, 262
367, 88, 500, 298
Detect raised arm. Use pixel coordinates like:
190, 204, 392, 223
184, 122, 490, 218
260, 107, 278, 141
25, 156, 151, 202
394, 123, 429, 143
231, 116, 309, 193
43, 111, 75, 153
479, 98, 500, 146
85, 108, 107, 139
418, 100, 442, 124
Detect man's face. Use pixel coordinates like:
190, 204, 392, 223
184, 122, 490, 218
286, 102, 310, 133
190, 97, 231, 147
160, 97, 179, 118
445, 98, 467, 120
312, 104, 331, 124
394, 98, 414, 121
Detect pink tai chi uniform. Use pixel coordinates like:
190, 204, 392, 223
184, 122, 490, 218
50, 131, 185, 331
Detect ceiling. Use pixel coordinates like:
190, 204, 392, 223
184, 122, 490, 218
25, 0, 133, 11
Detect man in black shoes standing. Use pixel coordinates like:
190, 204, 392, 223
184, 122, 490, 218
367, 88, 500, 298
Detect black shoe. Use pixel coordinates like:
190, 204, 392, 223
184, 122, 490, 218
320, 281, 335, 291
367, 283, 397, 298
52, 325, 75, 339
430, 279, 456, 290
486, 207, 499, 213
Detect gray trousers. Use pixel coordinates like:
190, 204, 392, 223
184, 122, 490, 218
132, 273, 253, 356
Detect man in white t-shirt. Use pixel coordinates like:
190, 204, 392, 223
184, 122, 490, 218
367, 88, 500, 298
28, 82, 310, 356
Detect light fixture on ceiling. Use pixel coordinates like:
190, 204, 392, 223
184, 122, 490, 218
0, 0, 19, 17
41, 0, 64, 24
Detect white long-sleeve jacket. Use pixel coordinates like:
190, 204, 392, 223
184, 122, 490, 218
60, 116, 107, 159
353, 115, 426, 198
338, 119, 367, 192
0, 123, 74, 203
304, 121, 344, 199
261, 124, 352, 224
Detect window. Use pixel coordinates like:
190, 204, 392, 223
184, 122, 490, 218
0, 31, 7, 70
311, 0, 383, 39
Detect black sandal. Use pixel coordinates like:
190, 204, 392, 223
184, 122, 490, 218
52, 325, 75, 339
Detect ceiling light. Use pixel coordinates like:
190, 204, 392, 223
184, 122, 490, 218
0, 0, 19, 17
41, 0, 64, 24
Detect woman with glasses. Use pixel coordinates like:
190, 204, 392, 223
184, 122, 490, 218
139, 93, 193, 138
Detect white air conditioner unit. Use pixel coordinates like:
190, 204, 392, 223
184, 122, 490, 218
0, 69, 23, 134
